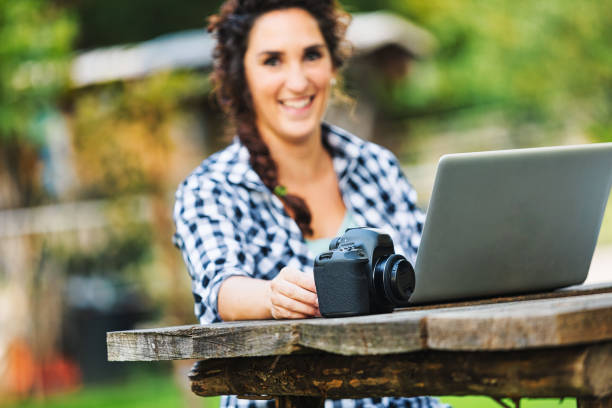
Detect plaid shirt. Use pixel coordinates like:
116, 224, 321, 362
173, 123, 447, 408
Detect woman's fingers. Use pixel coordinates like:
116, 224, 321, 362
270, 292, 318, 318
283, 268, 317, 293
268, 267, 320, 319
270, 306, 309, 320
273, 276, 318, 308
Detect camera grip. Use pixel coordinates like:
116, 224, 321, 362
314, 252, 370, 317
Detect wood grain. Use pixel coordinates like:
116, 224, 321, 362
189, 342, 612, 399
107, 321, 300, 361
426, 292, 612, 350
401, 282, 612, 311
275, 396, 324, 408
298, 311, 427, 355
107, 285, 612, 361
577, 395, 612, 408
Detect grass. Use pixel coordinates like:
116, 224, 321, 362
1, 372, 220, 408
1, 372, 576, 408
438, 396, 575, 408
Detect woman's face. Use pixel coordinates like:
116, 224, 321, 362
243, 8, 335, 145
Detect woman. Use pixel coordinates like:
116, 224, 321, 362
173, 1, 446, 407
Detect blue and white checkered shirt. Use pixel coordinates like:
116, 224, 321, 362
173, 123, 448, 408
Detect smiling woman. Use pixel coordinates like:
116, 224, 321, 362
244, 8, 335, 145
207, 0, 351, 241
172, 1, 445, 407
243, 8, 346, 241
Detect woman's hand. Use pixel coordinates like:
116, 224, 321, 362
268, 267, 320, 319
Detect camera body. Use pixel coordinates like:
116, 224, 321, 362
313, 227, 416, 317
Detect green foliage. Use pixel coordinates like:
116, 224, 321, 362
52, 224, 152, 279
0, 0, 76, 143
54, 0, 612, 144
45, 198, 154, 293
71, 71, 210, 198
354, 0, 612, 135
68, 0, 222, 49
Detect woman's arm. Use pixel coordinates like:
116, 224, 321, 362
174, 176, 320, 322
218, 267, 320, 320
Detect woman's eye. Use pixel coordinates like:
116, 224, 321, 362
305, 50, 322, 61
263, 56, 280, 66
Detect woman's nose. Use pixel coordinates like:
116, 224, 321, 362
285, 63, 309, 93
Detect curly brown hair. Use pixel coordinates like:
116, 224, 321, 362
208, 0, 351, 237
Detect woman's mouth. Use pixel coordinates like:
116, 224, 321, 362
279, 95, 315, 113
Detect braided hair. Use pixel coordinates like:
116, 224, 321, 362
208, 0, 350, 237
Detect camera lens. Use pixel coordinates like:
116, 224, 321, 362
389, 258, 415, 301
373, 254, 415, 306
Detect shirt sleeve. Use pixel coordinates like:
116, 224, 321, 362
173, 179, 254, 324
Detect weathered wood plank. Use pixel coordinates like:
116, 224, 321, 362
299, 292, 612, 355
298, 311, 427, 355
107, 284, 612, 361
275, 396, 324, 408
426, 292, 612, 350
577, 395, 612, 408
189, 342, 612, 399
403, 282, 612, 311
299, 292, 612, 354
107, 321, 300, 361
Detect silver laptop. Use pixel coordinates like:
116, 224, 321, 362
409, 142, 612, 304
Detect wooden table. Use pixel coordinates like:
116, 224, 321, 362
107, 283, 612, 408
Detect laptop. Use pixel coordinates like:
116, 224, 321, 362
409, 142, 612, 304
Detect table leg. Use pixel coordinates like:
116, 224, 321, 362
577, 395, 612, 408
275, 396, 324, 408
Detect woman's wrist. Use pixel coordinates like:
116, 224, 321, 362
264, 279, 274, 319
218, 270, 318, 321
218, 276, 273, 321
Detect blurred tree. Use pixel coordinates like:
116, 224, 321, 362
0, 0, 75, 143
39, 0, 612, 148
67, 70, 211, 324
71, 71, 209, 198
373, 0, 612, 141
0, 0, 76, 207
55, 0, 222, 49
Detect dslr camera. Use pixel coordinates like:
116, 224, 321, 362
313, 227, 416, 317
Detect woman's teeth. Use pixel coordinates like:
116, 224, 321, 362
282, 96, 312, 109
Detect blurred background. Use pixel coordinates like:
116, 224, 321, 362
0, 0, 611, 407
